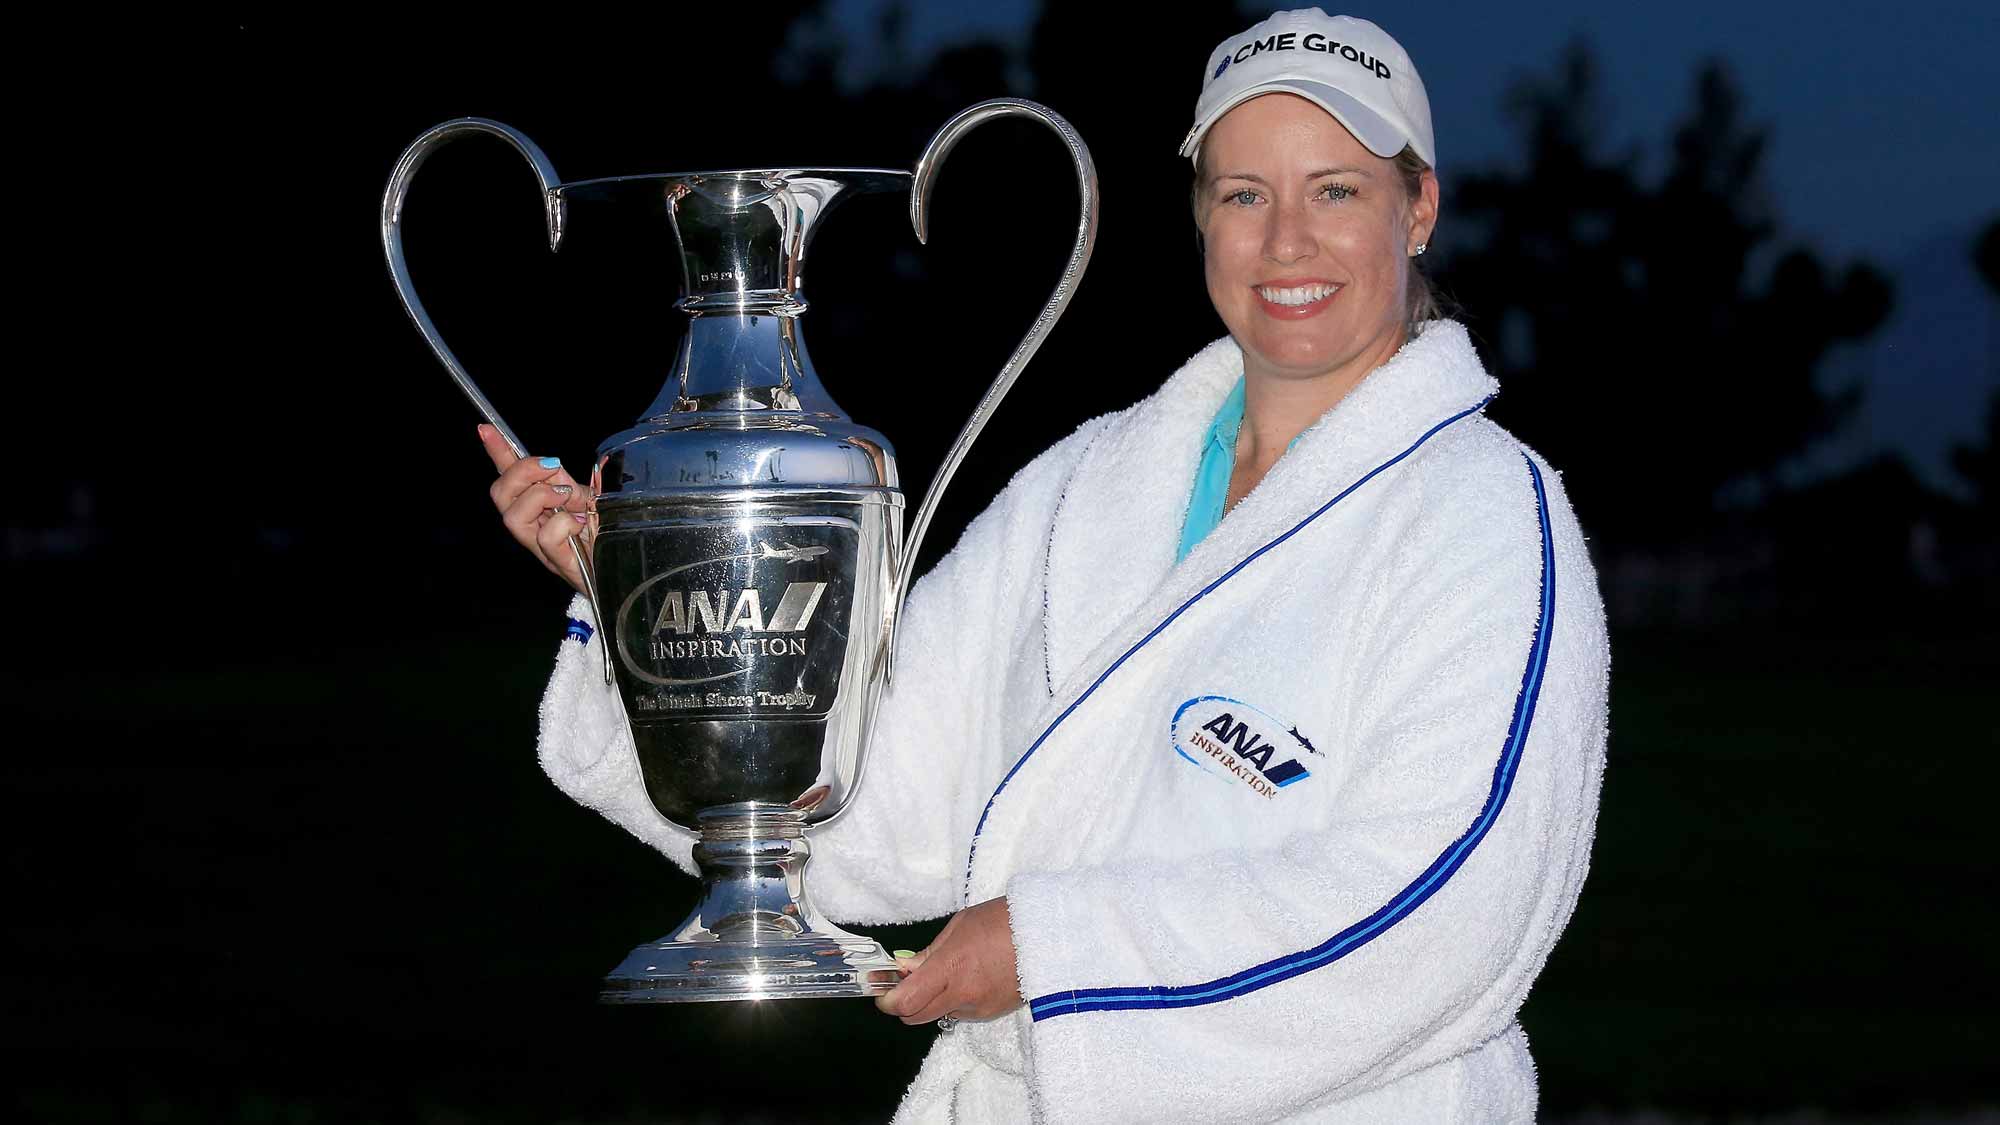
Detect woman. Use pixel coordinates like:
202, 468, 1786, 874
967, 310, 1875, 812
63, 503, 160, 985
484, 10, 1607, 1123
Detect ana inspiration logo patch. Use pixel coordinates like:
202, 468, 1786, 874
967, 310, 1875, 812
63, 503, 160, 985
1170, 695, 1321, 799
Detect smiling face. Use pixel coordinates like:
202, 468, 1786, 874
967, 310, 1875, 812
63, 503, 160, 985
1197, 93, 1438, 393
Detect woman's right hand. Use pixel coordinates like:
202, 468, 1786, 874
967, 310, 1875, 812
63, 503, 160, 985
479, 423, 596, 596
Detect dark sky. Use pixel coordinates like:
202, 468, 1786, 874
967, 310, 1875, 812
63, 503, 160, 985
19, 4, 1992, 520
803, 0, 2000, 488
821, 0, 2000, 263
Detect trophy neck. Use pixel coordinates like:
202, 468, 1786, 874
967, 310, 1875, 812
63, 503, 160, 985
586, 167, 909, 422
661, 169, 909, 308
642, 311, 844, 417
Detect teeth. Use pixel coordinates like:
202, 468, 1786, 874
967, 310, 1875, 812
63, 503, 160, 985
1257, 283, 1337, 306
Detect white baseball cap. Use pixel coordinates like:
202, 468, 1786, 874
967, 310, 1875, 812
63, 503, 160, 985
1180, 9, 1436, 173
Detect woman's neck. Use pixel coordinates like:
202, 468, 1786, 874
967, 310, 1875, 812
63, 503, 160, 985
1236, 326, 1407, 465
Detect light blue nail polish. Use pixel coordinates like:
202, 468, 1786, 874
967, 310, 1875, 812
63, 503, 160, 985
539, 456, 562, 469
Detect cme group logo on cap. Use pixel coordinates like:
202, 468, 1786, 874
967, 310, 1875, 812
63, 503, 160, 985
1219, 30, 1393, 82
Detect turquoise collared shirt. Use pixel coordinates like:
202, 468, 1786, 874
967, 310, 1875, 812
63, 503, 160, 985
1175, 375, 1303, 562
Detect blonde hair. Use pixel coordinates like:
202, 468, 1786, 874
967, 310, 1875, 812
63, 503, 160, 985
1191, 143, 1442, 337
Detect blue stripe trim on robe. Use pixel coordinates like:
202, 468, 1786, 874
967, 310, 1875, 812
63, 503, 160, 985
1027, 451, 1554, 1020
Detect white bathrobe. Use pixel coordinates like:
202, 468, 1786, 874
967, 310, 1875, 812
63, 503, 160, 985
538, 320, 1610, 1123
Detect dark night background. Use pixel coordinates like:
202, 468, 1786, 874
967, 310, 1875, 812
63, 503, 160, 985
7, 4, 1996, 1122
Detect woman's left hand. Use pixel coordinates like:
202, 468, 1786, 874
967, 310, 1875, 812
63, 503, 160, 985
875, 897, 1023, 1025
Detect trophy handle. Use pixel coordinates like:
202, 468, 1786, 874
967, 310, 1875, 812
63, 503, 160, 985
891, 99, 1099, 682
380, 118, 614, 685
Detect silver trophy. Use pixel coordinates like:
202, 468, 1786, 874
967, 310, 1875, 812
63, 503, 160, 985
382, 101, 1096, 1002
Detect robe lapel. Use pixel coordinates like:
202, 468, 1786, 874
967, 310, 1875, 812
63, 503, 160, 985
1037, 336, 1243, 691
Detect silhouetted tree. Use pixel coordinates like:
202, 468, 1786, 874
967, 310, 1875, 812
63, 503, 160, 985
1954, 221, 1998, 518
1949, 394, 1997, 519
1975, 217, 1999, 293
1444, 46, 1892, 547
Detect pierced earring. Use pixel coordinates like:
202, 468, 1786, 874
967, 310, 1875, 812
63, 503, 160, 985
1412, 242, 1428, 257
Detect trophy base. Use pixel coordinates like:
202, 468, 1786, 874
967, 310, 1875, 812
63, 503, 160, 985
600, 933, 900, 1003
599, 806, 900, 1004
